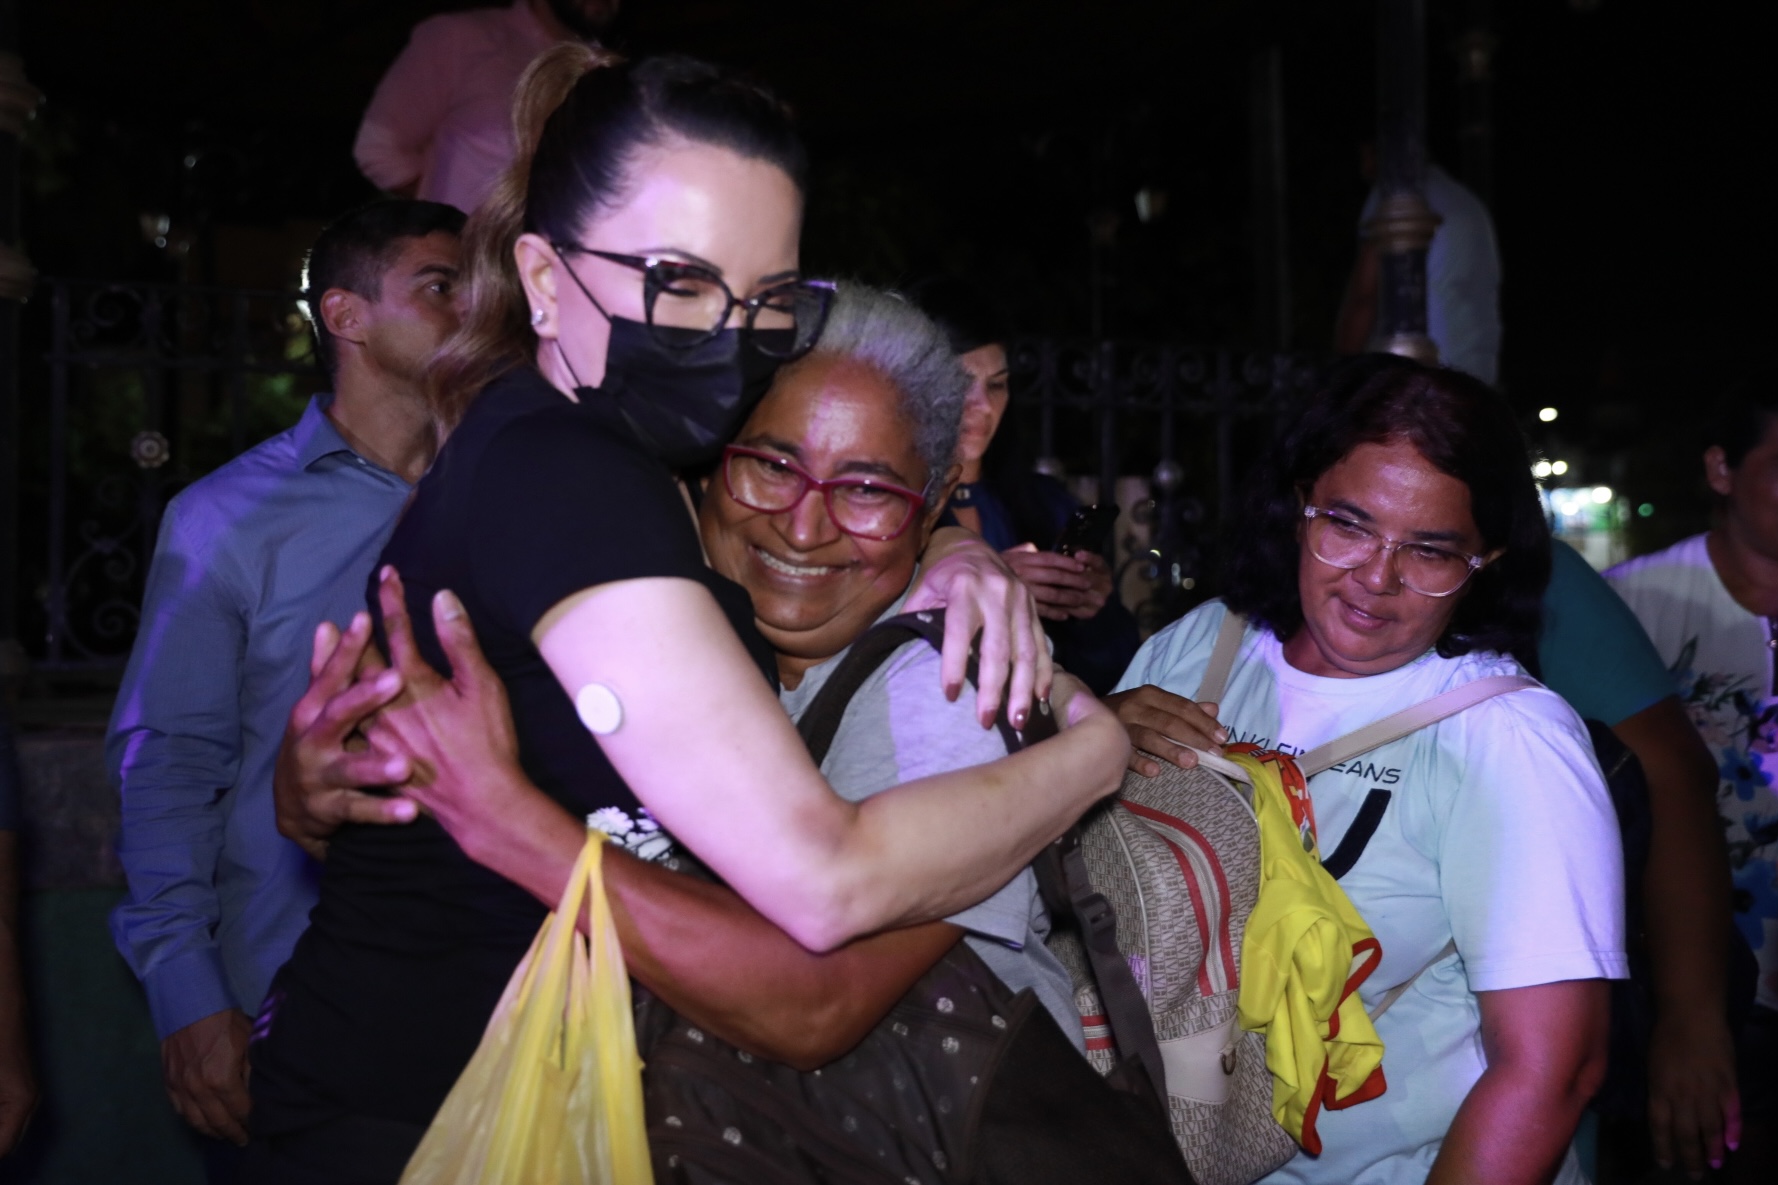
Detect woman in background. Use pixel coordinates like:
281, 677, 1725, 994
1108, 355, 1624, 1184
916, 276, 1140, 694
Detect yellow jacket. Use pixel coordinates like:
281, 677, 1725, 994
1228, 747, 1387, 1155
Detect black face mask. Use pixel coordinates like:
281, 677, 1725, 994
575, 317, 785, 470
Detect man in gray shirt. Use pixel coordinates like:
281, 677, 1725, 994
108, 200, 463, 1176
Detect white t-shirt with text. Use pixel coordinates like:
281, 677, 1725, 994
1116, 600, 1626, 1184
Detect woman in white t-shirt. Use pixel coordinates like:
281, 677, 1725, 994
1109, 356, 1627, 1185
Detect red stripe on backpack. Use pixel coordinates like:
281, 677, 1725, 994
1122, 801, 1239, 995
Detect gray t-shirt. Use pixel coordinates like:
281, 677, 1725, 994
778, 602, 1084, 1050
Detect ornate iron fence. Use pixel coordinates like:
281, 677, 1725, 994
37, 278, 321, 670
25, 278, 1325, 668
1006, 340, 1323, 631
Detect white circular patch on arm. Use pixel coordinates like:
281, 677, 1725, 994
574, 682, 624, 735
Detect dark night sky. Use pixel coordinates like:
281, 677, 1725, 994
15, 0, 1770, 537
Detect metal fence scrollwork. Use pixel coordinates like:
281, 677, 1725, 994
40, 279, 322, 670
1007, 340, 1321, 632
30, 277, 1320, 668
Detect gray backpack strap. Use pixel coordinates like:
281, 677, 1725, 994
1367, 938, 1457, 1021
1036, 833, 1170, 1106
1297, 675, 1538, 778
1195, 608, 1247, 703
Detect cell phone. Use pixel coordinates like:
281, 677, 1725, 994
1053, 503, 1118, 557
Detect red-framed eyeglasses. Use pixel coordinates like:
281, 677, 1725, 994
722, 445, 927, 541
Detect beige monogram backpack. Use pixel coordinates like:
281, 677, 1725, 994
1040, 610, 1531, 1185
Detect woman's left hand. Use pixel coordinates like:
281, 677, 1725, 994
906, 527, 1051, 729
358, 568, 536, 858
1645, 1009, 1742, 1177
274, 612, 417, 860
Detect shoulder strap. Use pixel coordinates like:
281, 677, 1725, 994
796, 609, 1036, 765
1035, 828, 1169, 1105
795, 615, 1158, 1095
796, 616, 931, 766
1195, 607, 1247, 703
1297, 674, 1538, 778
1366, 938, 1457, 1022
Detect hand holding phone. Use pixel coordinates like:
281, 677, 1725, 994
1053, 503, 1118, 558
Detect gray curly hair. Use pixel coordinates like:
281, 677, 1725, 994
802, 283, 968, 502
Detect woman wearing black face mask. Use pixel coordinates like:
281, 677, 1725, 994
247, 48, 1131, 1179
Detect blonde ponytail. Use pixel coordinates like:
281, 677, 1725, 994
427, 43, 622, 429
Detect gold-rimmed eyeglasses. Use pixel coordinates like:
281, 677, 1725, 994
1301, 505, 1490, 597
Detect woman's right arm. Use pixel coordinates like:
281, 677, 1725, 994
529, 577, 1126, 951
272, 572, 1116, 953
608, 850, 964, 1069
464, 776, 963, 1068
279, 585, 965, 1068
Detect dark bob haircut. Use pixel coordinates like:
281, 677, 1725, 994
1222, 354, 1550, 669
906, 275, 1011, 358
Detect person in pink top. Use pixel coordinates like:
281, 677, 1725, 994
354, 1, 621, 213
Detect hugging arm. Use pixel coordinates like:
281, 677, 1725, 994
531, 576, 1122, 951
906, 526, 1052, 727
275, 567, 1117, 961
606, 853, 963, 1069
286, 575, 962, 1066
440, 753, 963, 1068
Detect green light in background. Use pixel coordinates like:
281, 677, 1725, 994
1637, 503, 1654, 517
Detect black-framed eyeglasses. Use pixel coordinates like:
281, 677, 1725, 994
1301, 505, 1490, 597
722, 445, 927, 541
553, 244, 835, 359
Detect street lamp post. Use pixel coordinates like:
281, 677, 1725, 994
1456, 0, 1497, 208
1368, 0, 1440, 364
1249, 45, 1291, 352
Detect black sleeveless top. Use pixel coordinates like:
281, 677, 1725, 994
251, 368, 775, 1134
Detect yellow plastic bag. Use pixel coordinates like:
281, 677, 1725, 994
400, 829, 652, 1185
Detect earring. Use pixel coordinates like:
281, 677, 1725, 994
531, 308, 545, 327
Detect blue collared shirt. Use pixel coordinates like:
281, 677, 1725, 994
109, 396, 413, 1038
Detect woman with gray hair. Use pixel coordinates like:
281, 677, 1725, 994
700, 281, 1085, 1036
783, 283, 972, 503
